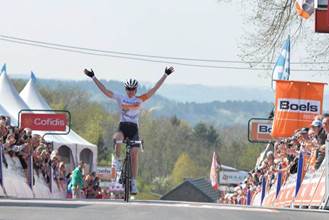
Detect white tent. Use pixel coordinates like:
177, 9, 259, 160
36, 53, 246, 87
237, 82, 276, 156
0, 104, 9, 116
0, 71, 79, 170
0, 72, 29, 122
20, 73, 97, 171
0, 103, 18, 125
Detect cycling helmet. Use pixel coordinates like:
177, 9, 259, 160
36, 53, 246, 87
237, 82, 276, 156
124, 78, 138, 89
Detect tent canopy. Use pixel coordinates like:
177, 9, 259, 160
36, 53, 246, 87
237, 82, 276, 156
0, 72, 29, 122
19, 72, 97, 170
20, 72, 96, 149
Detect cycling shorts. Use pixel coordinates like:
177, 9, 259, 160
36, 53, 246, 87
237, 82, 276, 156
118, 122, 140, 148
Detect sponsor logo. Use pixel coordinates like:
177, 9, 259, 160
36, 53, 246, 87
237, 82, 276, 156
277, 98, 320, 114
33, 118, 65, 126
257, 124, 272, 134
20, 113, 67, 131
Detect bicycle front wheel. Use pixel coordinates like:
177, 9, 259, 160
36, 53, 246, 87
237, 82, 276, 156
124, 157, 131, 202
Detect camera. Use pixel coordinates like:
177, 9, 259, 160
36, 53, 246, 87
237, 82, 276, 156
23, 130, 32, 140
23, 134, 31, 140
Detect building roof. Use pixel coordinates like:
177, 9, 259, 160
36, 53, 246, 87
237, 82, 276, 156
161, 178, 219, 203
187, 178, 219, 202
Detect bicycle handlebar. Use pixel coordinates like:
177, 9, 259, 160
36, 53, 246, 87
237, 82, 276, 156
113, 139, 144, 152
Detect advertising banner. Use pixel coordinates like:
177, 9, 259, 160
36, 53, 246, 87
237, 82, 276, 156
20, 113, 68, 131
272, 80, 326, 138
248, 118, 273, 143
219, 171, 248, 185
96, 166, 112, 181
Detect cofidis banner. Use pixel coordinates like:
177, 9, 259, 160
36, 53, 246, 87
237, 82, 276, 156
20, 113, 67, 131
272, 80, 326, 138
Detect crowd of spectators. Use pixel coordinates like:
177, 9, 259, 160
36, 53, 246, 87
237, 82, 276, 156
66, 161, 115, 199
1, 115, 122, 200
0, 115, 68, 192
219, 113, 329, 205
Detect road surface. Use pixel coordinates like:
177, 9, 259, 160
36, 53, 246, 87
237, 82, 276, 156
0, 199, 327, 220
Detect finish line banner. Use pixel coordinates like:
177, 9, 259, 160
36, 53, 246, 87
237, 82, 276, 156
272, 80, 326, 138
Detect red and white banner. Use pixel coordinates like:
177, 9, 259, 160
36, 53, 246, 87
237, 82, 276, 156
272, 80, 326, 138
20, 113, 68, 131
210, 152, 219, 191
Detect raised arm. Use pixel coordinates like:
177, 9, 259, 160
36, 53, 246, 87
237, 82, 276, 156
84, 69, 114, 98
142, 67, 174, 99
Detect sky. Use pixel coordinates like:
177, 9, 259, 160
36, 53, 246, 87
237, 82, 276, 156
0, 0, 328, 88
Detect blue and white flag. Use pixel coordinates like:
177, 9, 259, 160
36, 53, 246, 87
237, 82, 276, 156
272, 36, 290, 89
0, 63, 6, 74
295, 0, 314, 19
31, 71, 37, 81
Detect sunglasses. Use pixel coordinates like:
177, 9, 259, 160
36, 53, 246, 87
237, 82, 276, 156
125, 87, 136, 91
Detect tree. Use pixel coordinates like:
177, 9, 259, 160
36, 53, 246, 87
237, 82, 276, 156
239, 0, 329, 68
193, 122, 208, 140
169, 152, 202, 186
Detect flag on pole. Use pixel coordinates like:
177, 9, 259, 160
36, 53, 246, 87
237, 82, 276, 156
261, 176, 266, 205
210, 152, 220, 191
0, 63, 6, 74
276, 163, 282, 198
295, 151, 304, 197
246, 189, 252, 206
272, 36, 290, 89
295, 0, 314, 19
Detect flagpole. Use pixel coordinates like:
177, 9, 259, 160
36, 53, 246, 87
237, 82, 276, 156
287, 35, 291, 80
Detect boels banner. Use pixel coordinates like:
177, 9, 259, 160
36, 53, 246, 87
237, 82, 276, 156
272, 80, 326, 138
20, 113, 68, 131
248, 118, 273, 143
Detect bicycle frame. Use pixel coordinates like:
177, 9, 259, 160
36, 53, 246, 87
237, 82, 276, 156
114, 139, 143, 202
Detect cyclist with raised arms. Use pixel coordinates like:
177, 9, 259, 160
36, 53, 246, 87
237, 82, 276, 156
84, 67, 174, 194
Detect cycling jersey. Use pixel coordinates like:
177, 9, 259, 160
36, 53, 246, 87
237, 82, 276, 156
112, 93, 149, 125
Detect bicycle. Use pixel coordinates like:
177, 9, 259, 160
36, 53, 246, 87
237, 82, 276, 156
113, 138, 143, 202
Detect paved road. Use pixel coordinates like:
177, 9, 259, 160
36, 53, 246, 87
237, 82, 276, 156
0, 199, 327, 220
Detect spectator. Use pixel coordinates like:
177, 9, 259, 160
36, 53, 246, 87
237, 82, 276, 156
71, 161, 85, 199
319, 115, 329, 144
314, 145, 326, 170
310, 119, 322, 145
0, 121, 9, 168
84, 171, 96, 198
58, 161, 66, 191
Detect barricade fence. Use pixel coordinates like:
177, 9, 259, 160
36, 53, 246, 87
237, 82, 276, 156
0, 142, 65, 199
248, 141, 328, 209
